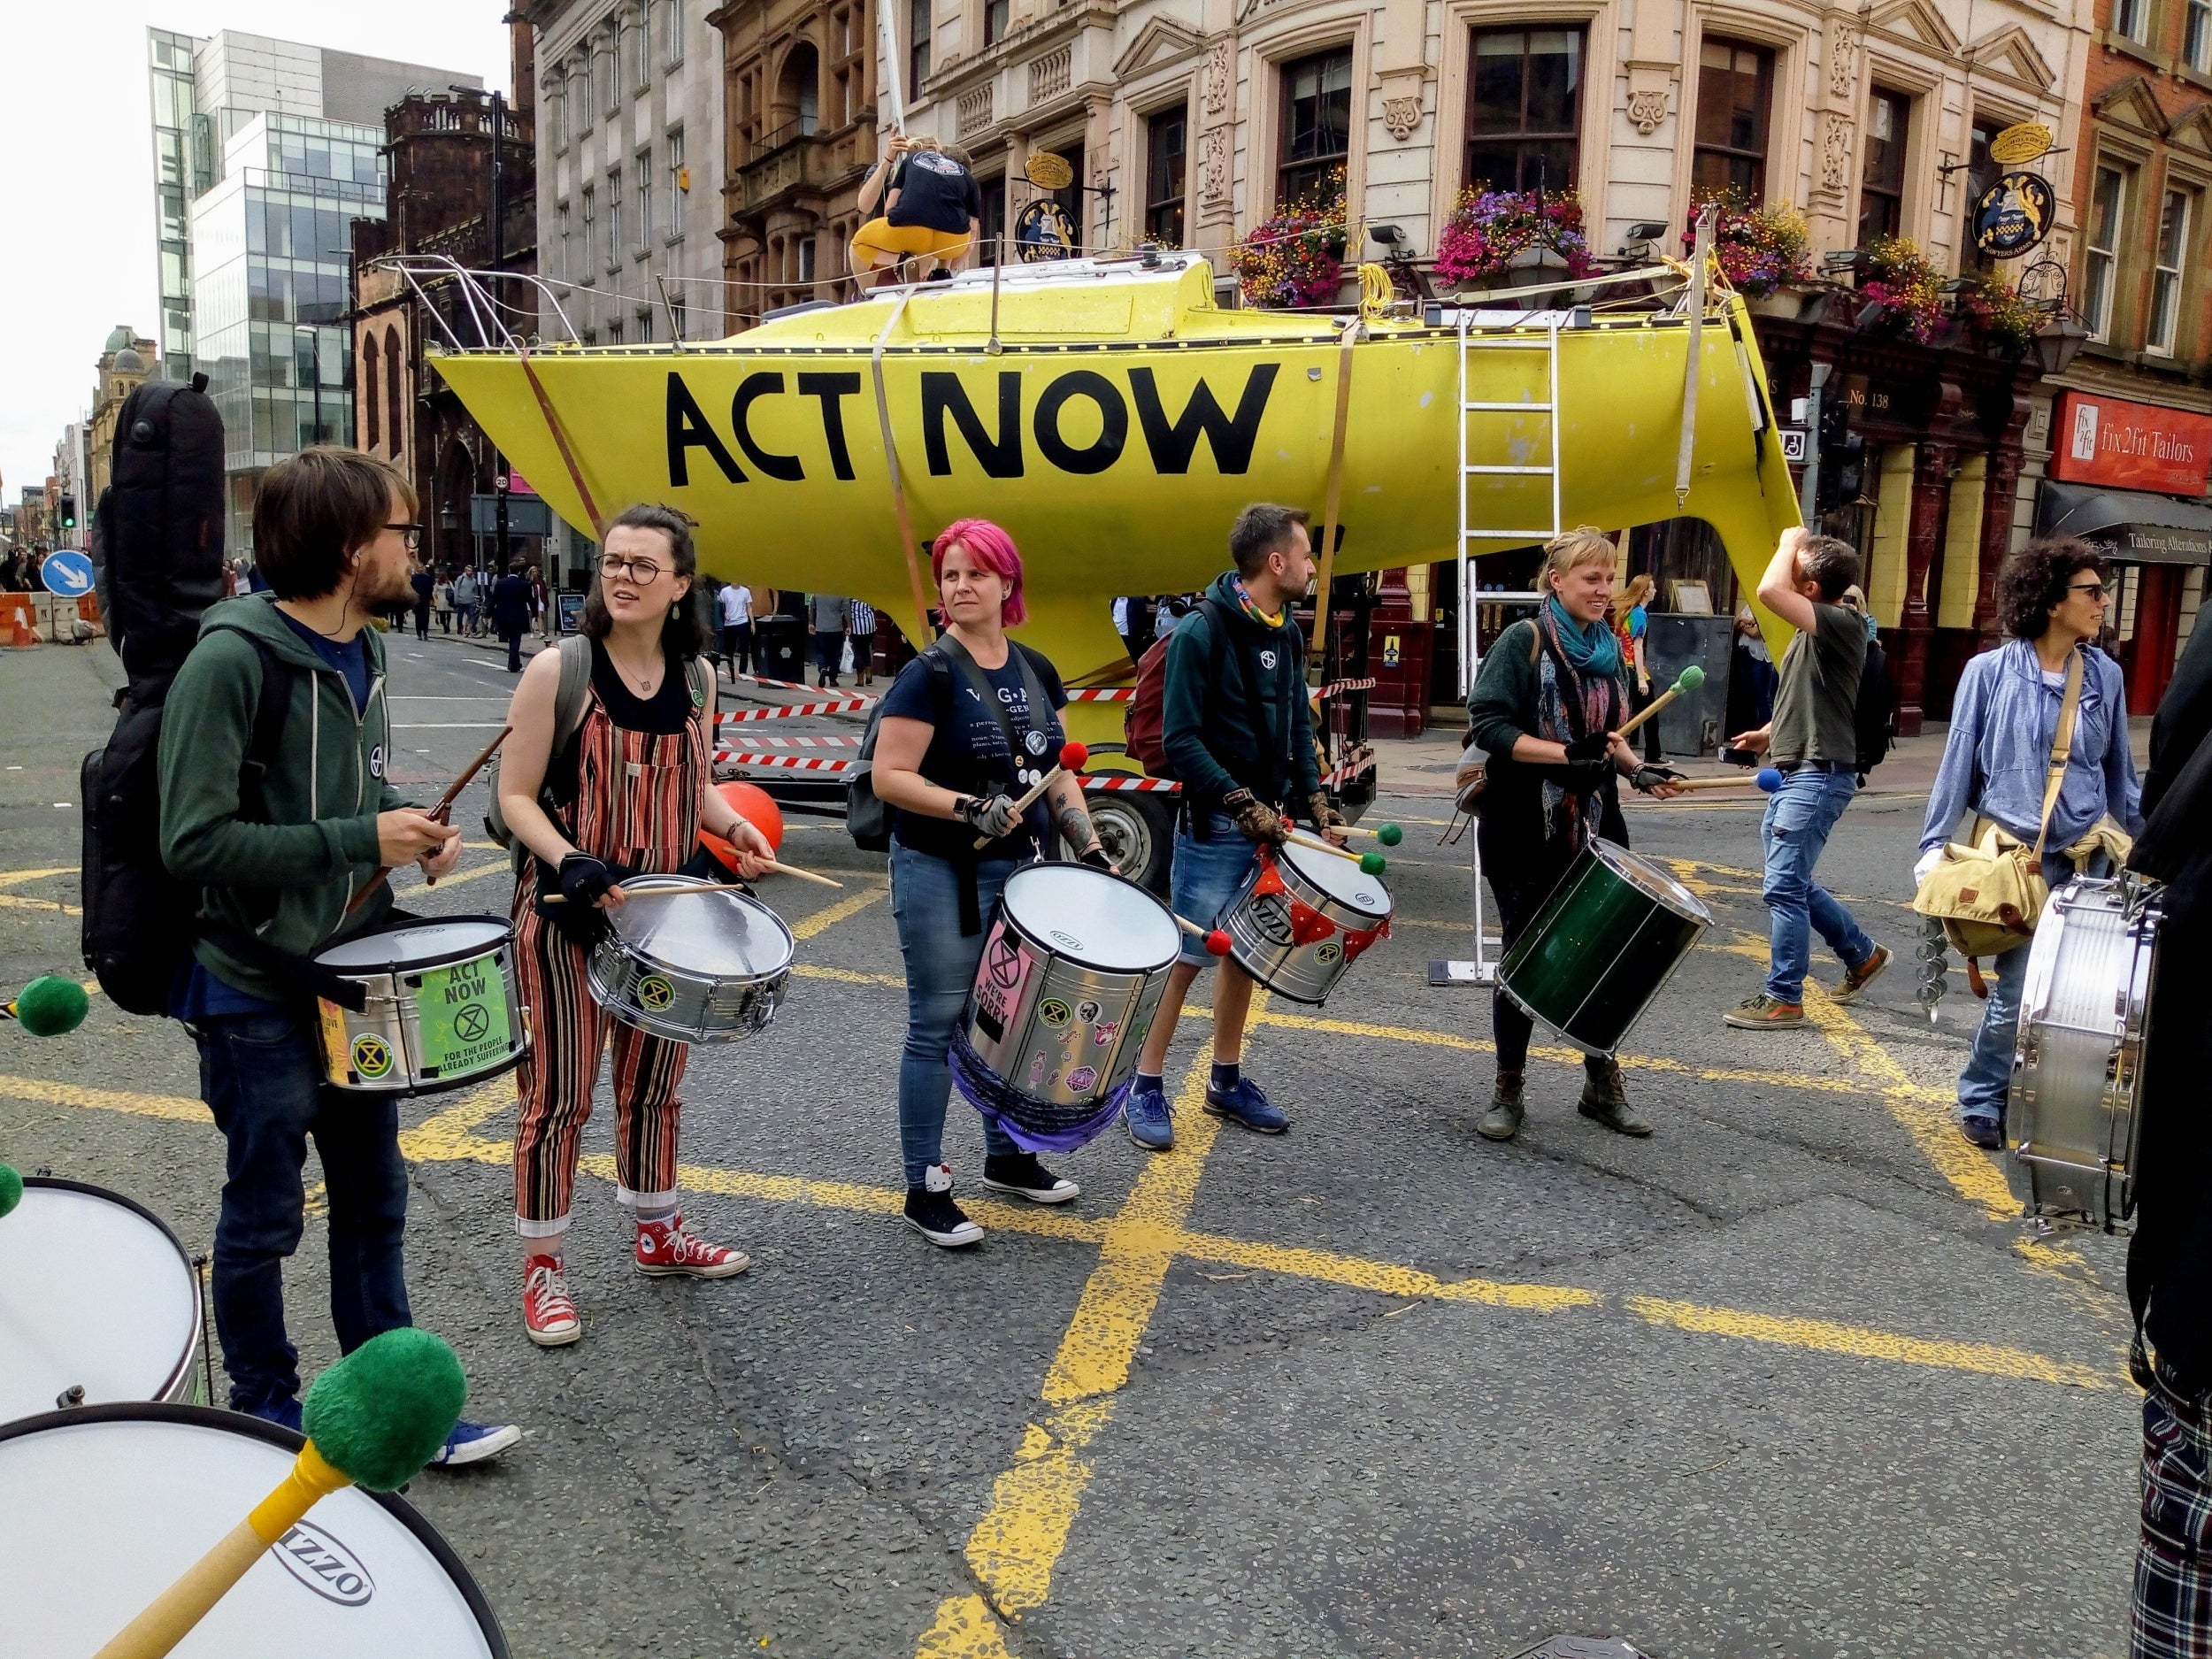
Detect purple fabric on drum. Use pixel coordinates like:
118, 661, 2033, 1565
949, 1025, 1133, 1152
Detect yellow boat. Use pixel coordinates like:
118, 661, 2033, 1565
428, 253, 1800, 706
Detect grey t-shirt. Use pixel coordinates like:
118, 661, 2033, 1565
809, 594, 850, 633
1768, 602, 1866, 766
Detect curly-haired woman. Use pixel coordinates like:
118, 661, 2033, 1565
1918, 536, 2143, 1148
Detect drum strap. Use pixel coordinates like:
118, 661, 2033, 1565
927, 634, 1056, 934
201, 921, 369, 1014
2028, 649, 2085, 861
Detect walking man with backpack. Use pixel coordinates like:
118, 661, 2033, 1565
1122, 503, 1348, 1149
158, 447, 518, 1463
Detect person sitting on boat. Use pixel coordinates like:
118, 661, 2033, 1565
1466, 526, 1683, 1144
868, 518, 1105, 1247
851, 135, 981, 285
1122, 504, 1348, 1151
495, 503, 776, 1346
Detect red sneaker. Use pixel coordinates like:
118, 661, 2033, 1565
522, 1253, 580, 1347
634, 1215, 750, 1279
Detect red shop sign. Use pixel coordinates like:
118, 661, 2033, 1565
2050, 391, 2212, 495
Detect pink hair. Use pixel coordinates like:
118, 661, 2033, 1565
931, 518, 1026, 626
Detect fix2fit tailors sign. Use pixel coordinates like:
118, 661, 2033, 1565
2051, 392, 2212, 496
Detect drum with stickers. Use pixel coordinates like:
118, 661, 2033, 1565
313, 918, 529, 1095
587, 875, 795, 1043
1218, 841, 1394, 1005
0, 1402, 508, 1655
952, 864, 1181, 1150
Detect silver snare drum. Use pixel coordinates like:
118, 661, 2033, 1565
313, 917, 528, 1095
588, 876, 795, 1043
1220, 841, 1393, 1005
2008, 875, 2162, 1233
955, 864, 1181, 1146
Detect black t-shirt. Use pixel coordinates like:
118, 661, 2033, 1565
879, 644, 1067, 856
887, 150, 983, 234
590, 640, 694, 734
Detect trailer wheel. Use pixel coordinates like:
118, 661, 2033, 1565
1086, 792, 1174, 896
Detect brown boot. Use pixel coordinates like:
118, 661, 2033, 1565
1578, 1064, 1652, 1136
1477, 1072, 1525, 1141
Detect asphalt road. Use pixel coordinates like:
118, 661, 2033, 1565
0, 626, 2140, 1658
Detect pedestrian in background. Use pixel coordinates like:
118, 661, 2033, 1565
454, 564, 480, 636
810, 592, 851, 688
492, 559, 534, 673
1610, 572, 1661, 764
1724, 527, 1890, 1029
433, 569, 454, 634
1726, 602, 1777, 734
1916, 538, 2139, 1148
528, 566, 548, 633
410, 559, 434, 641
717, 580, 755, 680
850, 599, 878, 687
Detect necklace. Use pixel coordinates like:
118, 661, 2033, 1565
607, 641, 659, 695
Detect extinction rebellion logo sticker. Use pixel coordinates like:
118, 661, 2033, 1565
350, 1034, 395, 1080
273, 1521, 376, 1607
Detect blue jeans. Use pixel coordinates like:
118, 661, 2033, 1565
1170, 810, 1263, 967
191, 1010, 411, 1415
889, 842, 1020, 1188
1759, 766, 1875, 1002
1958, 848, 2104, 1124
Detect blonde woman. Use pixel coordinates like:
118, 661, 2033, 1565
1610, 572, 1661, 764
1465, 529, 1681, 1142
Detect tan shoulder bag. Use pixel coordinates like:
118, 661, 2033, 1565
1911, 648, 2083, 960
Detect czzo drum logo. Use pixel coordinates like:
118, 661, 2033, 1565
1249, 895, 1295, 949
273, 1521, 376, 1606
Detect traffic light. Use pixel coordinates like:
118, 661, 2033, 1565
1814, 401, 1864, 516
58, 495, 76, 530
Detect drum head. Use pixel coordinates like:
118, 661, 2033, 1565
1590, 840, 1714, 926
1002, 864, 1180, 972
611, 878, 795, 977
0, 1404, 505, 1655
1278, 840, 1392, 917
0, 1180, 199, 1417
316, 918, 511, 972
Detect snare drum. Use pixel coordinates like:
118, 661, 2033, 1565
314, 918, 528, 1095
0, 1402, 507, 1655
1497, 838, 1711, 1056
1219, 841, 1393, 1005
0, 1179, 204, 1421
2008, 874, 2161, 1233
953, 864, 1181, 1150
588, 876, 795, 1044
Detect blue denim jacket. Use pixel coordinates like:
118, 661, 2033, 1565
1920, 641, 2142, 855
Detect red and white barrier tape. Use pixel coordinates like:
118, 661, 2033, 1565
729, 672, 879, 703
1064, 687, 1135, 703
715, 751, 856, 772
1317, 676, 1378, 700
724, 733, 864, 748
1082, 774, 1180, 792
717, 697, 872, 722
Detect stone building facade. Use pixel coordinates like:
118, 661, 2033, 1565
87, 327, 160, 507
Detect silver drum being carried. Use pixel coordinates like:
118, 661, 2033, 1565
588, 876, 795, 1043
2008, 874, 2162, 1233
1220, 841, 1393, 1005
0, 1179, 205, 1421
955, 864, 1181, 1145
314, 917, 528, 1095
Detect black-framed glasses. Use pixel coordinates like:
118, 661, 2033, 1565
598, 553, 664, 582
386, 522, 422, 551
2066, 579, 2112, 598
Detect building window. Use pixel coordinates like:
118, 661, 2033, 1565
580, 186, 596, 284
1692, 39, 1772, 200
2116, 0, 2150, 42
1145, 108, 1187, 244
984, 0, 1010, 46
2149, 188, 2189, 355
629, 12, 649, 89
910, 0, 931, 89
1465, 27, 1583, 195
607, 168, 623, 270
1279, 48, 1353, 205
557, 199, 572, 276
2085, 165, 2125, 340
363, 333, 381, 450
636, 150, 653, 248
664, 0, 684, 65
384, 326, 403, 458
637, 307, 653, 342
1857, 88, 1910, 245
608, 318, 624, 345
666, 127, 686, 240
799, 236, 817, 283
596, 37, 618, 115
2191, 0, 2212, 72
669, 284, 687, 339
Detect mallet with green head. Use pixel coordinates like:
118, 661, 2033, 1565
1615, 663, 1705, 741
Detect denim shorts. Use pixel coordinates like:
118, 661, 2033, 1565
1170, 810, 1262, 966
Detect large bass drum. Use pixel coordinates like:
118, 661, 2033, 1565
0, 1402, 507, 1654
2008, 874, 2161, 1233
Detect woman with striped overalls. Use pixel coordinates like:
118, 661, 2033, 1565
495, 503, 775, 1346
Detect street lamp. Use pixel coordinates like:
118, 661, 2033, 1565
2030, 311, 2090, 378
292, 324, 326, 447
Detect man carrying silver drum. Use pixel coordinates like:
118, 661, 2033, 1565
1916, 538, 2141, 1150
496, 504, 775, 1346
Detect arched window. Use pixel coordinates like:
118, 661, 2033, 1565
362, 332, 381, 451
780, 42, 820, 139
385, 326, 405, 459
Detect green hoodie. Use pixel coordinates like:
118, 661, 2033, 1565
1160, 571, 1323, 811
158, 594, 405, 1001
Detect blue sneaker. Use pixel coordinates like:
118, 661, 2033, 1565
1125, 1079, 1174, 1150
429, 1418, 521, 1468
1960, 1114, 2003, 1150
1204, 1074, 1288, 1134
241, 1396, 303, 1434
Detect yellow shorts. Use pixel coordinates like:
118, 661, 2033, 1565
849, 219, 973, 269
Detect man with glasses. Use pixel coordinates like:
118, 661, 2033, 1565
491, 557, 535, 673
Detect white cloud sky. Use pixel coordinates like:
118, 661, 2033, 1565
0, 2, 511, 504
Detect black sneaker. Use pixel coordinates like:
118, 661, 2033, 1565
981, 1152, 1080, 1205
905, 1164, 983, 1248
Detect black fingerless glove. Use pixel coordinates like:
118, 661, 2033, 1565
1562, 758, 1613, 794
1631, 766, 1684, 795
1077, 844, 1113, 870
1562, 732, 1611, 764
557, 852, 616, 907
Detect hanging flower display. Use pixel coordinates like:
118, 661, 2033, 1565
1234, 179, 1347, 310
1954, 269, 2039, 355
1683, 192, 1810, 297
1432, 189, 1596, 288
1858, 236, 1949, 343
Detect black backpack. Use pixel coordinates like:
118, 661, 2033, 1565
90, 373, 226, 684
1855, 634, 1896, 782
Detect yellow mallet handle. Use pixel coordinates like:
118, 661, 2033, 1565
1283, 826, 1367, 865
94, 1441, 351, 1659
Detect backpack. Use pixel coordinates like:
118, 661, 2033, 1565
1125, 598, 1243, 780
90, 373, 227, 685
483, 635, 716, 867
1855, 634, 1895, 781
846, 637, 1052, 851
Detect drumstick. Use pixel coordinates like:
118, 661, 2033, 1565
1649, 768, 1786, 795
1173, 916, 1234, 956
345, 725, 513, 914
972, 741, 1088, 849
90, 1329, 465, 1659
1615, 664, 1706, 741
542, 856, 844, 896
1284, 826, 1388, 877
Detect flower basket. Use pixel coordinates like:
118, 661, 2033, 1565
1954, 270, 2038, 357
1855, 236, 1948, 344
1235, 180, 1347, 311
1434, 189, 1596, 291
1686, 194, 1811, 298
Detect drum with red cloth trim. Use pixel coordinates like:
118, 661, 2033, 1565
1220, 841, 1393, 1005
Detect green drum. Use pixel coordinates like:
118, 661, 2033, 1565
1498, 838, 1712, 1056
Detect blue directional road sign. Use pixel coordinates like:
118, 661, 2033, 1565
40, 550, 94, 597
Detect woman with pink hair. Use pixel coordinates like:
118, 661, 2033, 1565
870, 519, 1110, 1247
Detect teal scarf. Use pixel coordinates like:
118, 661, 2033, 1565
1545, 596, 1622, 677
